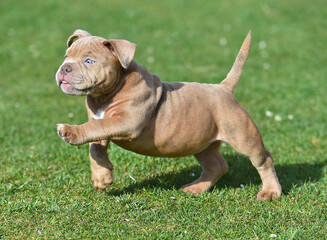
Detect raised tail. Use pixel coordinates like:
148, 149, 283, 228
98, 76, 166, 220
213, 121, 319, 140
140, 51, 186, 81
220, 31, 252, 92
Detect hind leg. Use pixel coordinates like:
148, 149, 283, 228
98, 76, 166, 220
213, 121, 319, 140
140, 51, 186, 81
180, 142, 228, 194
253, 150, 281, 200
221, 108, 282, 200
237, 141, 281, 200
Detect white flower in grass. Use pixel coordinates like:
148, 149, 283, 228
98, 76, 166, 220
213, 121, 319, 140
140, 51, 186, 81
265, 110, 273, 117
288, 114, 294, 120
240, 184, 245, 188
259, 40, 267, 49
68, 112, 74, 118
263, 63, 270, 70
146, 46, 154, 55
28, 44, 40, 58
219, 37, 227, 46
190, 173, 195, 177
223, 24, 232, 32
270, 234, 277, 238
274, 115, 282, 121
147, 56, 155, 64
33, 51, 40, 58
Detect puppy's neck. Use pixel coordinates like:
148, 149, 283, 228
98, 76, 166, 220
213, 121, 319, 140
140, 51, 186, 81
87, 79, 124, 109
86, 60, 162, 118
86, 61, 140, 111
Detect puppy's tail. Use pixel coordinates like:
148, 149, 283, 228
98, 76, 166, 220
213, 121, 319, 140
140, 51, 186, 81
220, 31, 252, 92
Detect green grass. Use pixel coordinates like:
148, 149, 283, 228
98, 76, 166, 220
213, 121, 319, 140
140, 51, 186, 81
0, 0, 326, 238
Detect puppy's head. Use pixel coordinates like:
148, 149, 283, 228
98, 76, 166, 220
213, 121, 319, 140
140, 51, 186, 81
56, 29, 136, 96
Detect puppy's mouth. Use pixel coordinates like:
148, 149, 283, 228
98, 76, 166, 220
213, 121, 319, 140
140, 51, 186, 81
57, 76, 94, 96
59, 79, 70, 87
56, 70, 101, 96
57, 75, 83, 95
59, 79, 74, 91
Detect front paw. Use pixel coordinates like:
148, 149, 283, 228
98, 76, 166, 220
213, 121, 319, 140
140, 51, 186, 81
92, 169, 114, 190
57, 124, 84, 145
256, 185, 282, 201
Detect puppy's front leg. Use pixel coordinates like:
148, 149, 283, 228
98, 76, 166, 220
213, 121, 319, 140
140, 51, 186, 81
89, 140, 114, 190
57, 116, 140, 145
57, 123, 87, 145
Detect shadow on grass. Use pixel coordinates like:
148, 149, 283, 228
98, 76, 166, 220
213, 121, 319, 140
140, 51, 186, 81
107, 154, 326, 197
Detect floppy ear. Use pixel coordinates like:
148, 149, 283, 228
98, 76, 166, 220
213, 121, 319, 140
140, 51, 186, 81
67, 29, 92, 47
103, 39, 136, 69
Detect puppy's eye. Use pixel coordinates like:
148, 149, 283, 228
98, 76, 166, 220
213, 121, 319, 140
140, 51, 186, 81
85, 58, 96, 64
64, 55, 67, 58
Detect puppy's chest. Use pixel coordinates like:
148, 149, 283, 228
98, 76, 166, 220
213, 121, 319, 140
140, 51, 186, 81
92, 108, 105, 119
89, 99, 123, 120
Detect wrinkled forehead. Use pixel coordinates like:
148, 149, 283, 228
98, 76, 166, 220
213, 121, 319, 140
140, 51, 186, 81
66, 36, 107, 57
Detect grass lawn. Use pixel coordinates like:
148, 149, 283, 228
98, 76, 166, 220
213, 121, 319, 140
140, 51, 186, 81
0, 0, 326, 238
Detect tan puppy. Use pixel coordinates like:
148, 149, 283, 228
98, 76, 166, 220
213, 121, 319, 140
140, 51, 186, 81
56, 29, 281, 200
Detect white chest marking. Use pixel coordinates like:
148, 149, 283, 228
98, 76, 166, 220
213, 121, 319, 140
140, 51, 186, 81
92, 108, 105, 120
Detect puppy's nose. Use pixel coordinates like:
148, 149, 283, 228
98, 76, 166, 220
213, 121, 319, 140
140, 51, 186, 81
61, 64, 72, 74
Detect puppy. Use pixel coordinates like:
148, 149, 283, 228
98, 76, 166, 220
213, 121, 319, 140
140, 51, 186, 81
56, 29, 281, 200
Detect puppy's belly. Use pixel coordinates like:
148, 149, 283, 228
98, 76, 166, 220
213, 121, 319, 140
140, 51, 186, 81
111, 126, 219, 157
111, 138, 211, 157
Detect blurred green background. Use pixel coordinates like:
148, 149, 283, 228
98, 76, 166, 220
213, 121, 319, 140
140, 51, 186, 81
0, 0, 326, 238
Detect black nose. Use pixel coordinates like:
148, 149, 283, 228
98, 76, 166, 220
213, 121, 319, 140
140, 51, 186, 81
61, 64, 72, 74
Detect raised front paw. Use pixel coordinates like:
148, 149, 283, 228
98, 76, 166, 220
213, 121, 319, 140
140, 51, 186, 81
57, 123, 85, 145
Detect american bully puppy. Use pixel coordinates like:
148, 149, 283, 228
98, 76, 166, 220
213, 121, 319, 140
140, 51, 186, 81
56, 29, 281, 200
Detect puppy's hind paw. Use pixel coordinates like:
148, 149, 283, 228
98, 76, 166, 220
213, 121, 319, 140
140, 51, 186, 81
180, 182, 209, 194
